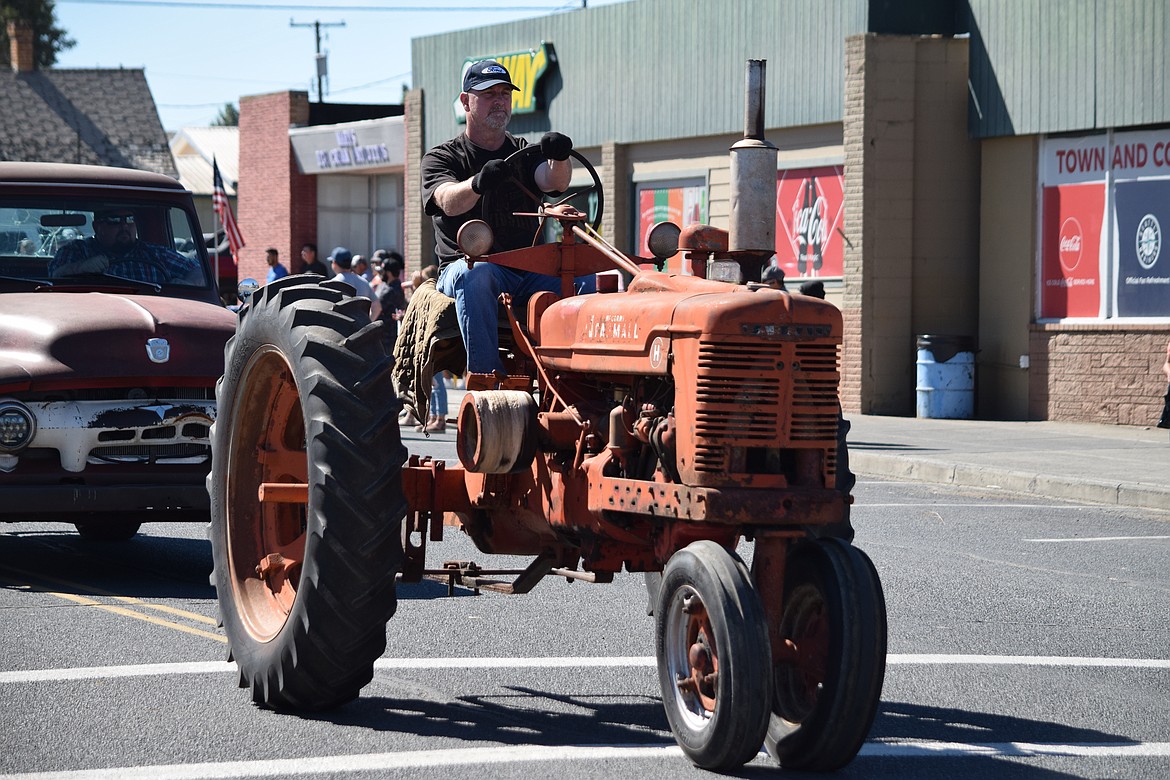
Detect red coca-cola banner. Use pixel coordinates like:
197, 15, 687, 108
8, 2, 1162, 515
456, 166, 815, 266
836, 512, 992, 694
1040, 183, 1105, 318
775, 165, 845, 279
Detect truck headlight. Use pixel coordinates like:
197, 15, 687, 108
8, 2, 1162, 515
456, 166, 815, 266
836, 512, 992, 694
0, 402, 36, 452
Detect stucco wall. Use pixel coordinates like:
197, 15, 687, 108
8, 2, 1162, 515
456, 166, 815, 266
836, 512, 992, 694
842, 34, 980, 416
977, 136, 1035, 419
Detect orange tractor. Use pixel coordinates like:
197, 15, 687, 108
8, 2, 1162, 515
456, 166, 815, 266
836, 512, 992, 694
208, 61, 886, 772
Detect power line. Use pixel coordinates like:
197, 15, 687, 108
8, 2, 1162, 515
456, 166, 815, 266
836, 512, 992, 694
330, 70, 412, 96
58, 0, 580, 11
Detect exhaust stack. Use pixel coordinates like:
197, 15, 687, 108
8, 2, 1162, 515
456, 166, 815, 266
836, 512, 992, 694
728, 59, 778, 257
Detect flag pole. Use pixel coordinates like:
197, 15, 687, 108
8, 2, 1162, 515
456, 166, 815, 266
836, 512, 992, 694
212, 156, 220, 295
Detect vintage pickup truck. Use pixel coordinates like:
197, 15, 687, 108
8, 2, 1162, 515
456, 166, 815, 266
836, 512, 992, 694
0, 162, 237, 540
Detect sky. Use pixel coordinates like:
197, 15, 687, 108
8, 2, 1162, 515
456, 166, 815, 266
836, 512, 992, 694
52, 0, 622, 132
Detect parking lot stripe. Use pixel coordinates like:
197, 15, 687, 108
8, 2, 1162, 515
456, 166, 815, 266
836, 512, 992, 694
2, 653, 1168, 684
1023, 535, 1170, 542
860, 740, 1170, 757
0, 741, 1168, 779
37, 589, 225, 643
887, 654, 1170, 668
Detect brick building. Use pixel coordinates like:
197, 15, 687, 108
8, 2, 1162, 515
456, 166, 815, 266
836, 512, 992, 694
400, 0, 1169, 426
235, 93, 403, 284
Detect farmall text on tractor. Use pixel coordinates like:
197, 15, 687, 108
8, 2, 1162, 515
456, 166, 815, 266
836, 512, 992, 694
208, 61, 887, 772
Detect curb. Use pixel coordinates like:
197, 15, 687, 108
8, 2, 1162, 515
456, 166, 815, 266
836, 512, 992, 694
850, 452, 1170, 513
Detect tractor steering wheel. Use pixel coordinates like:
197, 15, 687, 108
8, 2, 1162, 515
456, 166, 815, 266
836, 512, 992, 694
480, 143, 605, 241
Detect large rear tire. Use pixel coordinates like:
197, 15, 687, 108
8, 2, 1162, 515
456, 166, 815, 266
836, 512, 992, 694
765, 538, 886, 770
208, 275, 407, 710
655, 540, 771, 770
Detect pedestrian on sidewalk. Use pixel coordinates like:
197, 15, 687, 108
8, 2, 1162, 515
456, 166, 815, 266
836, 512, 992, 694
264, 247, 288, 284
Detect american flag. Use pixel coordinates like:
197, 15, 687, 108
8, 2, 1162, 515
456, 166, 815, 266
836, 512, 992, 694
212, 157, 244, 257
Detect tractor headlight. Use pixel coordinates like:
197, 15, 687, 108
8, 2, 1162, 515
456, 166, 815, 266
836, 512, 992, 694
0, 402, 36, 453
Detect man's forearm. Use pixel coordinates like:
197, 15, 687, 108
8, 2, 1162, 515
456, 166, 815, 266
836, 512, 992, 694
433, 180, 481, 217
537, 158, 572, 193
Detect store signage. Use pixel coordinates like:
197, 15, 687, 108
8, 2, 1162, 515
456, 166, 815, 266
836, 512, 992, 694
289, 118, 404, 176
313, 129, 392, 170
636, 184, 707, 274
455, 43, 555, 123
1040, 129, 1170, 318
775, 166, 845, 279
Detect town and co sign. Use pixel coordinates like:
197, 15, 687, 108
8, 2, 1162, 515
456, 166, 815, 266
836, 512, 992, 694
454, 44, 555, 123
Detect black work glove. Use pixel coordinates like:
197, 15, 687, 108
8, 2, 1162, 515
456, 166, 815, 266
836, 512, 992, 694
539, 131, 573, 162
471, 159, 510, 194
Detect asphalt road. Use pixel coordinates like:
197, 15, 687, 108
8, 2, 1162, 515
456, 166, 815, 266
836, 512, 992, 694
0, 461, 1167, 779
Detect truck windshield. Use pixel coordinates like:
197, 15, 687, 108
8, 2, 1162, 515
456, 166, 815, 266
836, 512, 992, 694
0, 200, 210, 288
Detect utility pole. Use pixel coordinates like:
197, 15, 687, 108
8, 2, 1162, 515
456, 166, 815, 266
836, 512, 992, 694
290, 18, 345, 103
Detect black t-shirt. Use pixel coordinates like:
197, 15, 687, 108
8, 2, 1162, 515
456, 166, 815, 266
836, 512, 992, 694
420, 132, 543, 270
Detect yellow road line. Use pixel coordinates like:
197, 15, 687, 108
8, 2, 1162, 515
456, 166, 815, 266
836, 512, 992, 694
109, 596, 220, 626
47, 589, 227, 643
0, 572, 225, 644
3, 565, 220, 626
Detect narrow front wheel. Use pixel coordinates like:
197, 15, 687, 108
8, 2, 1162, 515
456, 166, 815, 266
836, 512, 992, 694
766, 538, 887, 770
655, 540, 771, 770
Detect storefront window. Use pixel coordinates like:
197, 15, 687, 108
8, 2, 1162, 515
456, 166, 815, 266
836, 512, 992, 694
1040, 130, 1170, 320
634, 179, 707, 273
317, 174, 403, 256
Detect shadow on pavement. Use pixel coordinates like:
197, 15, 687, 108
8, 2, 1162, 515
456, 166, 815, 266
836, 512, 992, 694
0, 528, 214, 600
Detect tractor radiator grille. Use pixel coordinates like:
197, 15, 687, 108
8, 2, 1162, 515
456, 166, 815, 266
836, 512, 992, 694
691, 338, 839, 476
791, 342, 840, 441
694, 341, 782, 445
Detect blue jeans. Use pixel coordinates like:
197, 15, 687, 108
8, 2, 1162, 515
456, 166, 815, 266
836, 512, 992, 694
437, 259, 596, 374
429, 373, 447, 417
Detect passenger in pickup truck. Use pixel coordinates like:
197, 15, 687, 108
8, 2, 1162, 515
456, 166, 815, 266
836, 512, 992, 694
49, 209, 202, 285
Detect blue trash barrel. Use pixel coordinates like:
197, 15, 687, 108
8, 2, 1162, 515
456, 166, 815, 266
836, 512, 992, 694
915, 335, 975, 419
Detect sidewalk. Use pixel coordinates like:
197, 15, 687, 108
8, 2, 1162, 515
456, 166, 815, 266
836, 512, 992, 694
847, 415, 1170, 512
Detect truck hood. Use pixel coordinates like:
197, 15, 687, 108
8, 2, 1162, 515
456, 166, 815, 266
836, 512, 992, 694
0, 292, 236, 393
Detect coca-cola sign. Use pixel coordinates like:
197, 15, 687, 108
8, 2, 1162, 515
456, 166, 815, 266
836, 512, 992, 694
775, 166, 844, 279
1041, 183, 1103, 318
1058, 217, 1083, 272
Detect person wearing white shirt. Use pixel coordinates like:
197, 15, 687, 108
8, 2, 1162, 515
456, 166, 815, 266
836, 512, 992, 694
328, 246, 380, 318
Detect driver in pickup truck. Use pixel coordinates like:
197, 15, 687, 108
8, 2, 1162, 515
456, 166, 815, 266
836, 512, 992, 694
421, 58, 590, 378
49, 209, 202, 285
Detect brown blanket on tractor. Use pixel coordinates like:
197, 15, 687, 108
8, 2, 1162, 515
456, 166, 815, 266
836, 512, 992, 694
392, 279, 465, 424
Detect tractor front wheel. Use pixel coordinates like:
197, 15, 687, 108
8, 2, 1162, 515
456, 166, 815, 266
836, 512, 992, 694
766, 538, 887, 770
655, 540, 771, 770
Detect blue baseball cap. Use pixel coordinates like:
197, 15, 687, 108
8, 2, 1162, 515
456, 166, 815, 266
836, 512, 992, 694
463, 60, 519, 93
329, 246, 353, 269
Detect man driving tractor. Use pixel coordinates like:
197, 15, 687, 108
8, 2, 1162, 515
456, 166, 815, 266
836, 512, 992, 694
421, 58, 594, 378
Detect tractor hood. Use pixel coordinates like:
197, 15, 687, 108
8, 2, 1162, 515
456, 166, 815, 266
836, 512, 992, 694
0, 292, 237, 394
534, 271, 841, 375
